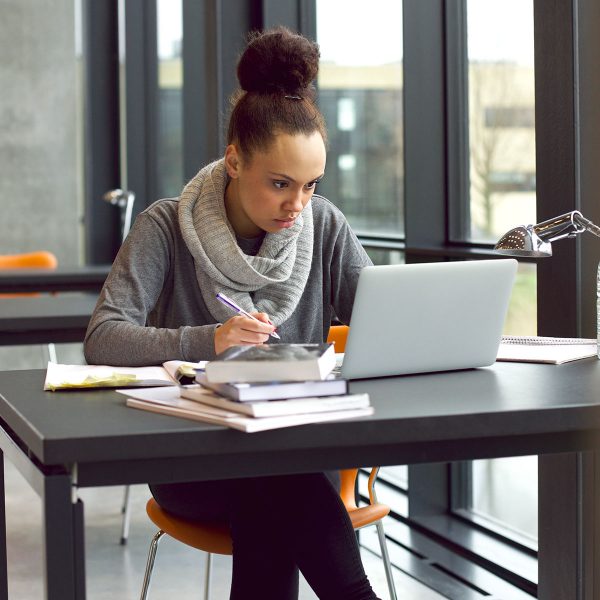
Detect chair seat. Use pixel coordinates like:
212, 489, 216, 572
146, 495, 390, 555
347, 503, 390, 529
146, 499, 233, 554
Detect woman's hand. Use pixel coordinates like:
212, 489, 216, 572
214, 313, 276, 355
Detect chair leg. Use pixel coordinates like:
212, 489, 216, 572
120, 485, 132, 544
375, 521, 397, 600
203, 552, 213, 600
140, 530, 165, 600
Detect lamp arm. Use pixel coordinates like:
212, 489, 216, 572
573, 212, 600, 239
532, 210, 600, 244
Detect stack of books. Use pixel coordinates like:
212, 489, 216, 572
123, 343, 373, 432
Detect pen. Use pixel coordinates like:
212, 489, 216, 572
216, 292, 281, 339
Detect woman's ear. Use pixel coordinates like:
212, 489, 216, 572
224, 144, 241, 178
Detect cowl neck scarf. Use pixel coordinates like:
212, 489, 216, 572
178, 159, 313, 326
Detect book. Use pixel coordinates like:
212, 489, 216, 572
119, 387, 373, 432
496, 336, 597, 364
43, 360, 208, 391
204, 343, 336, 383
180, 384, 368, 417
194, 372, 347, 402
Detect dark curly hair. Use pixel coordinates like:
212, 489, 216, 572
226, 27, 328, 158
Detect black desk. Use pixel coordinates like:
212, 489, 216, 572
0, 265, 110, 294
0, 294, 98, 345
1, 362, 600, 599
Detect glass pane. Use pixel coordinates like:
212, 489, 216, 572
364, 248, 405, 266
503, 261, 537, 336
467, 0, 536, 243
471, 456, 538, 545
464, 3, 538, 547
469, 262, 537, 546
156, 0, 183, 199
379, 465, 408, 490
316, 0, 404, 236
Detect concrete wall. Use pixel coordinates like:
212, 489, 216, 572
1, 0, 84, 368
0, 0, 81, 264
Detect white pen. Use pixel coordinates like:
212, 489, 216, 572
216, 292, 281, 339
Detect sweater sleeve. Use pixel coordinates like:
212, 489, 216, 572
83, 211, 219, 366
328, 211, 373, 325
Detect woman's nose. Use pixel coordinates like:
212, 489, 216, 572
284, 190, 305, 213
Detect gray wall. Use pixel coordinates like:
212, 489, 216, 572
0, 0, 81, 264
1, 0, 84, 368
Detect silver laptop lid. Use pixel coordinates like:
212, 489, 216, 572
341, 259, 517, 379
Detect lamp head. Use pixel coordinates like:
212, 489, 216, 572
495, 225, 552, 257
494, 211, 596, 257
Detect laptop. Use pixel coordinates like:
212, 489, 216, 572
340, 259, 518, 379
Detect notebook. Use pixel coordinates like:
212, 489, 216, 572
340, 259, 518, 379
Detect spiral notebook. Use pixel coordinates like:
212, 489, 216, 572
496, 336, 597, 364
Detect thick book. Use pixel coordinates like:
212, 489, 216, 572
496, 336, 597, 364
44, 360, 207, 391
195, 372, 347, 402
180, 384, 368, 417
204, 343, 336, 383
120, 387, 373, 432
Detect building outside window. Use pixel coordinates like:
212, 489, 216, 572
316, 0, 404, 237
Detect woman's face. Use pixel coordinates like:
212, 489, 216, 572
224, 131, 326, 238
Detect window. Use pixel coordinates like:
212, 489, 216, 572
156, 0, 184, 199
462, 0, 538, 551
466, 0, 536, 244
316, 0, 404, 237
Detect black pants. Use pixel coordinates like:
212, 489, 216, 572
150, 472, 381, 600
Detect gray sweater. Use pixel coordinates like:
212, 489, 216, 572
84, 194, 372, 366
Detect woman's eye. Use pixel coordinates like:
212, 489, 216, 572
305, 179, 320, 190
273, 180, 288, 189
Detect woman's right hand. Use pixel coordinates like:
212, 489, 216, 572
214, 313, 276, 355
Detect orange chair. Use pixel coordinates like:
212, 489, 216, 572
0, 251, 59, 362
327, 323, 349, 352
139, 326, 398, 600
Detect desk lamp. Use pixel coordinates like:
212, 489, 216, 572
102, 189, 135, 242
494, 210, 600, 257
494, 210, 600, 353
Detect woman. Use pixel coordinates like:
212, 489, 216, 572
85, 26, 380, 600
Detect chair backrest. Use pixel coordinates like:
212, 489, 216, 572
326, 324, 349, 353
0, 251, 58, 270
0, 251, 58, 298
327, 326, 358, 510
339, 468, 360, 510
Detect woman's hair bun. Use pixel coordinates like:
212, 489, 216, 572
237, 26, 320, 96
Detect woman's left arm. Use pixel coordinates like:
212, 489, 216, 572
328, 218, 373, 325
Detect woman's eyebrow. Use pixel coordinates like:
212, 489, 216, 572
268, 171, 325, 182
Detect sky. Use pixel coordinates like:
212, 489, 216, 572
156, 0, 534, 67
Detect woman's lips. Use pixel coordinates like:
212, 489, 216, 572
274, 217, 297, 228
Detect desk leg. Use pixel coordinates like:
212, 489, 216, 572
539, 452, 600, 600
43, 473, 86, 600
0, 451, 7, 600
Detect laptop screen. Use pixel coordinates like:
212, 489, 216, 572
340, 259, 517, 379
